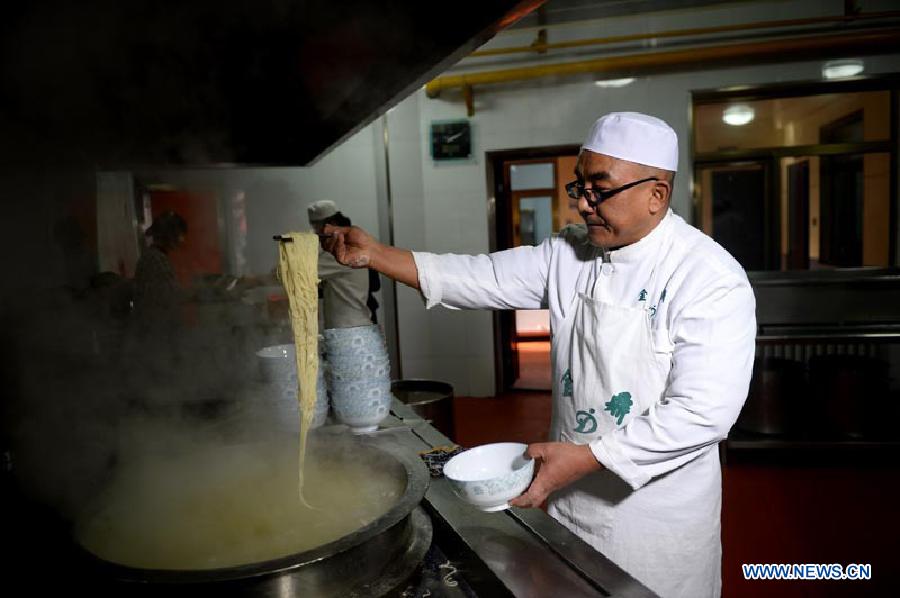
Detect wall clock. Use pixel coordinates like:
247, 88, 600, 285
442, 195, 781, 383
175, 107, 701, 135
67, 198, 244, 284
431, 120, 471, 160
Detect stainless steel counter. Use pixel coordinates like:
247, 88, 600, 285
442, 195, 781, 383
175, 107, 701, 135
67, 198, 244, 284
384, 399, 658, 598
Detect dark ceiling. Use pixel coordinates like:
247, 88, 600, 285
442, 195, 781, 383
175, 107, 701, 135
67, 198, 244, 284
0, 0, 538, 168
506, 0, 746, 29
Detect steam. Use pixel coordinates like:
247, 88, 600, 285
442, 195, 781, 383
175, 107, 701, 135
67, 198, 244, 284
0, 163, 298, 526
0, 0, 421, 560
3, 237, 402, 569
6, 292, 292, 520
76, 435, 404, 569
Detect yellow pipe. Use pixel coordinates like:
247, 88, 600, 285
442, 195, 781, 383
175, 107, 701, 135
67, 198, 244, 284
470, 10, 900, 57
425, 28, 900, 97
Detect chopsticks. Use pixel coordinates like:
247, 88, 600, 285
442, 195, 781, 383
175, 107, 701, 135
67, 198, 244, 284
273, 233, 334, 243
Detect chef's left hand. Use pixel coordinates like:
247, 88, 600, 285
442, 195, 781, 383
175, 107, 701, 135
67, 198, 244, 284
509, 442, 603, 509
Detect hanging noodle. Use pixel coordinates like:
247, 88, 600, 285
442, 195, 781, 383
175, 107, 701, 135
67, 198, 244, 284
277, 232, 319, 503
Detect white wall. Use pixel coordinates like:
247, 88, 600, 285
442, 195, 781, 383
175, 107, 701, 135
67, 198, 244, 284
135, 124, 385, 277
384, 51, 900, 396
381, 97, 433, 381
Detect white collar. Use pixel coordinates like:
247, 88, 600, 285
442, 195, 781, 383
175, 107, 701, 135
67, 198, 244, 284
603, 209, 672, 265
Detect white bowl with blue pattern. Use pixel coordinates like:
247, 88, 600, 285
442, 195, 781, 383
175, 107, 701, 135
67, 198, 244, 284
443, 443, 535, 512
327, 362, 391, 384
323, 325, 386, 356
327, 348, 388, 366
330, 380, 391, 403
256, 344, 297, 383
322, 324, 384, 342
325, 336, 386, 353
257, 344, 330, 428
330, 391, 391, 434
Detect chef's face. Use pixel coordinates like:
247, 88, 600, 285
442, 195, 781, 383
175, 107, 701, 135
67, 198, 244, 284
575, 151, 671, 248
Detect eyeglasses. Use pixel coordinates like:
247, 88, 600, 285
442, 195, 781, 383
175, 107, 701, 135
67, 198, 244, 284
565, 177, 659, 206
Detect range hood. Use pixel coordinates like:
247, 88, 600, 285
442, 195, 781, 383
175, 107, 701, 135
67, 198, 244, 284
0, 0, 540, 167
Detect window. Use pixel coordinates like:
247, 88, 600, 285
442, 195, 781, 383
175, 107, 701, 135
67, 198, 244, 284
693, 83, 895, 271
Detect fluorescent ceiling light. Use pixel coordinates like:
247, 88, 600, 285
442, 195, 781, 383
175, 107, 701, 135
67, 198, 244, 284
722, 105, 755, 126
594, 77, 635, 88
822, 59, 864, 80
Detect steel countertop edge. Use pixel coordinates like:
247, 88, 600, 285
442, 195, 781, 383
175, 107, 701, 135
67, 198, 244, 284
384, 399, 659, 598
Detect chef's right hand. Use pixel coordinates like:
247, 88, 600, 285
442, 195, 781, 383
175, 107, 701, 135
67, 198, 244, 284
322, 225, 379, 269
509, 442, 603, 509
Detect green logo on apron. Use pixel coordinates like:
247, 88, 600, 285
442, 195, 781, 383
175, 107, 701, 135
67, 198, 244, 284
604, 391, 633, 425
649, 288, 667, 318
574, 408, 597, 434
561, 369, 573, 397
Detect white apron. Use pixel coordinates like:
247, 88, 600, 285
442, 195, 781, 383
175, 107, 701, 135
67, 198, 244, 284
547, 226, 721, 598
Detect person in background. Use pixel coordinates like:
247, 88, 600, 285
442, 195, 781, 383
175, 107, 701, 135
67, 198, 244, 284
119, 210, 191, 404
320, 112, 756, 598
132, 210, 187, 332
307, 200, 378, 329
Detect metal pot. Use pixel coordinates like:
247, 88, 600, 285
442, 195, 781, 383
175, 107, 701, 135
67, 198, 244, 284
391, 379, 455, 441
76, 433, 431, 597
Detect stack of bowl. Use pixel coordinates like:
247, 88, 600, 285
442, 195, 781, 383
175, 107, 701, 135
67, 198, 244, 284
323, 325, 392, 434
255, 344, 329, 429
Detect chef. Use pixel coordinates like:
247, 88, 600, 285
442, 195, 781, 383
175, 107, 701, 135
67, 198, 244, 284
307, 200, 377, 329
322, 112, 756, 598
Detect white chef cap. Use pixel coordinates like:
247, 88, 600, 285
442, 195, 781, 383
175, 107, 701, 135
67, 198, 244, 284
307, 199, 338, 223
581, 112, 678, 172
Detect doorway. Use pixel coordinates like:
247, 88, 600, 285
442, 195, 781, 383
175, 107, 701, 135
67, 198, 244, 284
487, 145, 580, 392
786, 160, 810, 270
820, 111, 865, 268
696, 161, 778, 271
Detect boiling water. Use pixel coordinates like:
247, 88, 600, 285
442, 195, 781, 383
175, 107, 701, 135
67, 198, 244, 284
76, 446, 403, 570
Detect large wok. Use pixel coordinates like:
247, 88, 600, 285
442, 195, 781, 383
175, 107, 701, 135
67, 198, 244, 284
74, 430, 431, 597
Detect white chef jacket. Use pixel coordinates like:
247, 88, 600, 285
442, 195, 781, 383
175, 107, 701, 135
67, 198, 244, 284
412, 210, 756, 597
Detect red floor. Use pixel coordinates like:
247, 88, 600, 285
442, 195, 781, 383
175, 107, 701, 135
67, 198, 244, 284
454, 391, 552, 446
452, 392, 899, 598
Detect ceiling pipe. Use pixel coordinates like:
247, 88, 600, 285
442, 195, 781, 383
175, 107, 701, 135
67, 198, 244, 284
469, 10, 900, 57
425, 27, 900, 98
498, 0, 548, 29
